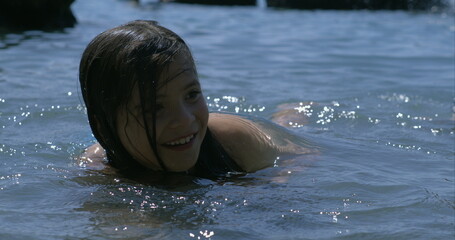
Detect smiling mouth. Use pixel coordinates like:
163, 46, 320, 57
162, 133, 197, 150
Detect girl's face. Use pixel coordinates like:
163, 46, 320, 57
117, 53, 209, 172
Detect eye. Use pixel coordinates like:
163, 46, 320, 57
186, 89, 201, 102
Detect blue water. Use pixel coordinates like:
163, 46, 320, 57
0, 0, 454, 239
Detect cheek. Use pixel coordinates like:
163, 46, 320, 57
121, 121, 144, 153
117, 113, 159, 169
197, 99, 209, 127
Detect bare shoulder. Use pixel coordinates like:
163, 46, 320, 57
208, 113, 262, 138
208, 113, 280, 172
208, 113, 314, 172
78, 143, 108, 170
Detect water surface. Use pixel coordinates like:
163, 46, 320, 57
0, 1, 454, 239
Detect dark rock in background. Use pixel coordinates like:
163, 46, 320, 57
171, 0, 256, 6
0, 0, 77, 30
266, 0, 446, 10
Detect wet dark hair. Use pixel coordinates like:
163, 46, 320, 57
79, 20, 193, 173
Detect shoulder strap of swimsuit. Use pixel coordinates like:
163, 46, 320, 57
193, 128, 243, 179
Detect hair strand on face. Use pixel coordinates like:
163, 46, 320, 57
138, 75, 168, 171
79, 20, 193, 173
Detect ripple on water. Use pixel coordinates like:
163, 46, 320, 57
0, 2, 453, 239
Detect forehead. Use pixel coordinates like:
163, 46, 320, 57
161, 51, 197, 83
127, 51, 198, 107
158, 53, 199, 97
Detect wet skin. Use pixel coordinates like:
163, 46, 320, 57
117, 53, 209, 172
82, 55, 309, 173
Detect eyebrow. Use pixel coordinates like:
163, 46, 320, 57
183, 79, 201, 90
132, 78, 201, 113
156, 78, 200, 99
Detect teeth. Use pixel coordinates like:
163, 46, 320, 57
167, 135, 194, 146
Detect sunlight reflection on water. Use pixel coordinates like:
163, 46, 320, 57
0, 1, 453, 239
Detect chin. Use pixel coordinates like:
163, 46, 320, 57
165, 148, 200, 172
167, 133, 205, 172
167, 158, 198, 172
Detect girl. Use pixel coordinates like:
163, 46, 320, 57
79, 20, 310, 179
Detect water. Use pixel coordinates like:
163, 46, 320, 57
0, 1, 454, 239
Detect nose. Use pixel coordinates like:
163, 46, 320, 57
168, 104, 195, 129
